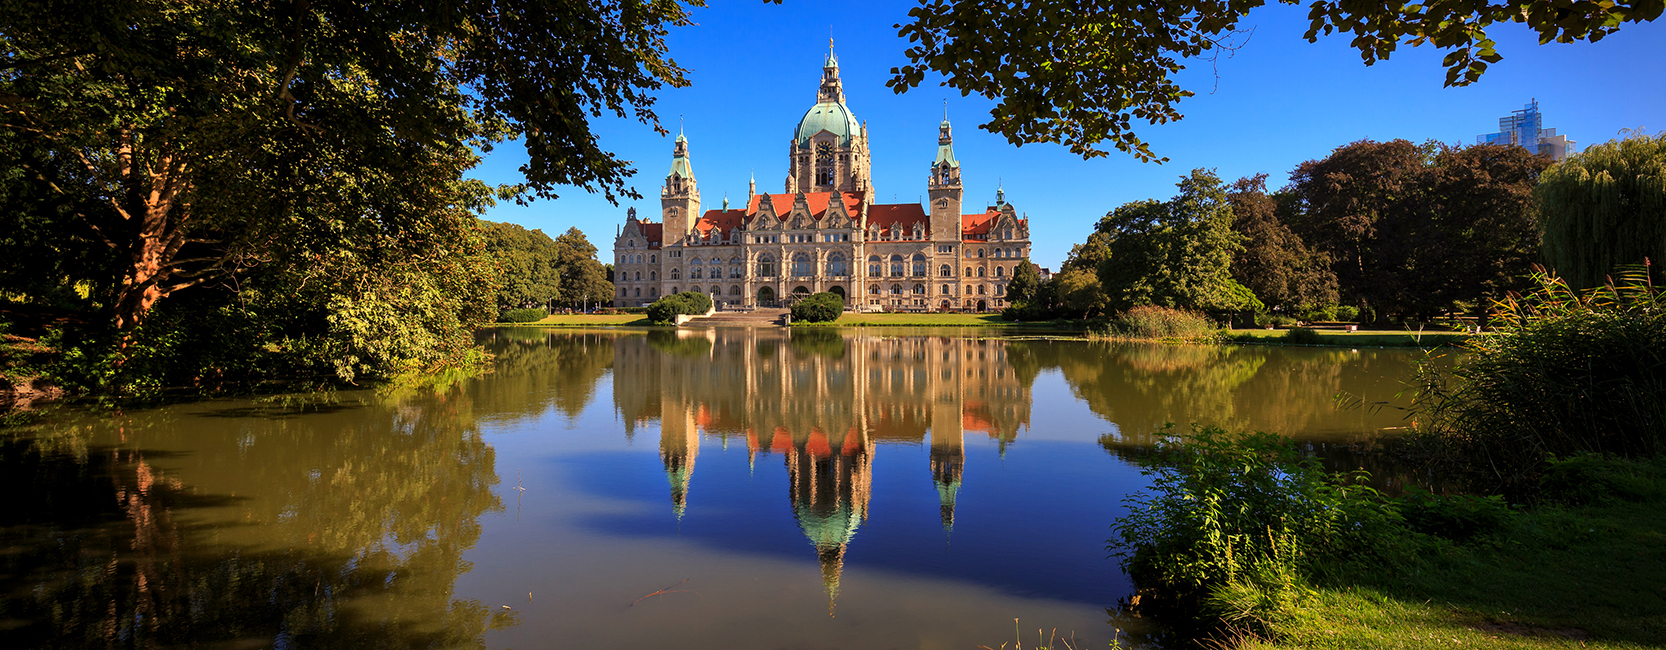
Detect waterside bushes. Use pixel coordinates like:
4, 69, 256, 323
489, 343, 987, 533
645, 292, 713, 324
789, 292, 846, 323
1114, 267, 1666, 647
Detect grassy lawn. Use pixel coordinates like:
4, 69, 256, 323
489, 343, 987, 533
487, 314, 652, 326
1247, 489, 1666, 650
1224, 328, 1472, 347
807, 312, 1062, 327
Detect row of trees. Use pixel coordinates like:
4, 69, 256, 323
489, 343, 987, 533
481, 223, 613, 314
1012, 134, 1664, 324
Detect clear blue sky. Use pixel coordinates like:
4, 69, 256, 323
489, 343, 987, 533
469, 2, 1666, 270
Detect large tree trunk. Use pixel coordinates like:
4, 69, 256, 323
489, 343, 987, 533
86, 131, 199, 331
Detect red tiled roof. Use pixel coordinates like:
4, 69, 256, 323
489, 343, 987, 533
961, 208, 1029, 240
867, 203, 928, 233
744, 191, 864, 223
961, 209, 999, 237
641, 222, 663, 249
694, 209, 746, 235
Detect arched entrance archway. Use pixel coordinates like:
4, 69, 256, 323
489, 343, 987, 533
828, 285, 846, 299
939, 300, 951, 311
758, 286, 776, 306
977, 299, 987, 311
792, 286, 811, 297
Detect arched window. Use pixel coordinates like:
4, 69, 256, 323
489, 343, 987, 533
690, 285, 701, 294
670, 268, 680, 280
730, 257, 743, 278
1003, 228, 1014, 239
690, 258, 703, 279
711, 257, 723, 265
977, 267, 986, 278
889, 255, 904, 277
634, 271, 641, 281
977, 249, 986, 258
619, 287, 626, 297
670, 286, 678, 295
996, 266, 1006, 277
792, 252, 813, 277
938, 264, 952, 277
634, 288, 641, 297
941, 284, 952, 295
757, 254, 776, 277
868, 255, 882, 277
965, 267, 972, 276
827, 252, 848, 277
911, 253, 926, 277
978, 285, 986, 295
649, 254, 656, 263
649, 271, 656, 280
995, 284, 1005, 295
730, 285, 741, 296
868, 284, 880, 295
912, 283, 926, 295
890, 284, 903, 295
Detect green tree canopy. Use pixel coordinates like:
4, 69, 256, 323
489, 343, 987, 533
1006, 260, 1042, 305
1537, 130, 1666, 289
1097, 169, 1253, 313
888, 0, 1661, 161
482, 222, 563, 311
1284, 139, 1548, 318
1227, 174, 1337, 312
551, 227, 616, 308
0, 0, 691, 331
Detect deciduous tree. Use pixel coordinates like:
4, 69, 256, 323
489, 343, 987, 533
1227, 174, 1337, 311
887, 0, 1661, 161
1536, 130, 1666, 289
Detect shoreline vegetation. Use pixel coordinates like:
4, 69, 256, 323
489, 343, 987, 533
483, 311, 1474, 347
1110, 268, 1665, 649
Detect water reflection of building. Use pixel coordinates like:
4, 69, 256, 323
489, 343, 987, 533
612, 329, 1030, 606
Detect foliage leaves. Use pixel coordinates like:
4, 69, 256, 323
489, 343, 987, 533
887, 0, 1661, 161
1536, 130, 1666, 289
1097, 169, 1253, 313
789, 291, 845, 323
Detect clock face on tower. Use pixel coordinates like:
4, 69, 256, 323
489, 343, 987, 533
815, 141, 834, 162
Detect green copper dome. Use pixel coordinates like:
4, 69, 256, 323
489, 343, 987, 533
795, 101, 859, 148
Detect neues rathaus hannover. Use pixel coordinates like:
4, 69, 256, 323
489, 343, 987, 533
612, 48, 1032, 311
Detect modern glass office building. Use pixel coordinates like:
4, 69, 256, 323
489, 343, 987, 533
1478, 99, 1575, 161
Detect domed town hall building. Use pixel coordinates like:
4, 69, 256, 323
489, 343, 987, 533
611, 50, 1032, 311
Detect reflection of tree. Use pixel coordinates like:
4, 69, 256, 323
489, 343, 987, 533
1010, 341, 1421, 446
0, 387, 506, 649
476, 328, 616, 421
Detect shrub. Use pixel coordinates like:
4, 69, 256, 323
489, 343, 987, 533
498, 308, 547, 323
1394, 487, 1514, 540
790, 292, 844, 323
1113, 426, 1400, 631
1334, 305, 1360, 322
1282, 327, 1321, 344
645, 291, 713, 323
1410, 267, 1666, 496
1256, 313, 1299, 328
1298, 304, 1338, 322
1101, 305, 1217, 339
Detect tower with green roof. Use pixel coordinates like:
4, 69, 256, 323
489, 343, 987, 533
928, 114, 963, 244
661, 127, 700, 247
786, 42, 872, 198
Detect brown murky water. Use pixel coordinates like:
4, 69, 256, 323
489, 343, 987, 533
0, 328, 1443, 649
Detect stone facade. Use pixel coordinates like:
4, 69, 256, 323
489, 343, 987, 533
612, 50, 1032, 311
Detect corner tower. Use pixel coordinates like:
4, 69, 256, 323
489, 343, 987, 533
662, 129, 700, 246
787, 45, 872, 199
928, 115, 963, 243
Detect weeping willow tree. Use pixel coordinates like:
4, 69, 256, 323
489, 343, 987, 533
1536, 131, 1666, 289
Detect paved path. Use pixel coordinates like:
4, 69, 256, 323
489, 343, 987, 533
684, 308, 788, 325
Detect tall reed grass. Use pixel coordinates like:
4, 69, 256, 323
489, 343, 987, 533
1410, 265, 1666, 495
1092, 305, 1219, 340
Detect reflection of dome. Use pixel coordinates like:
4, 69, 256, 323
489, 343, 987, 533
795, 101, 859, 148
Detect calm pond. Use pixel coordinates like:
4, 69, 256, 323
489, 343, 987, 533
1, 328, 1446, 649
